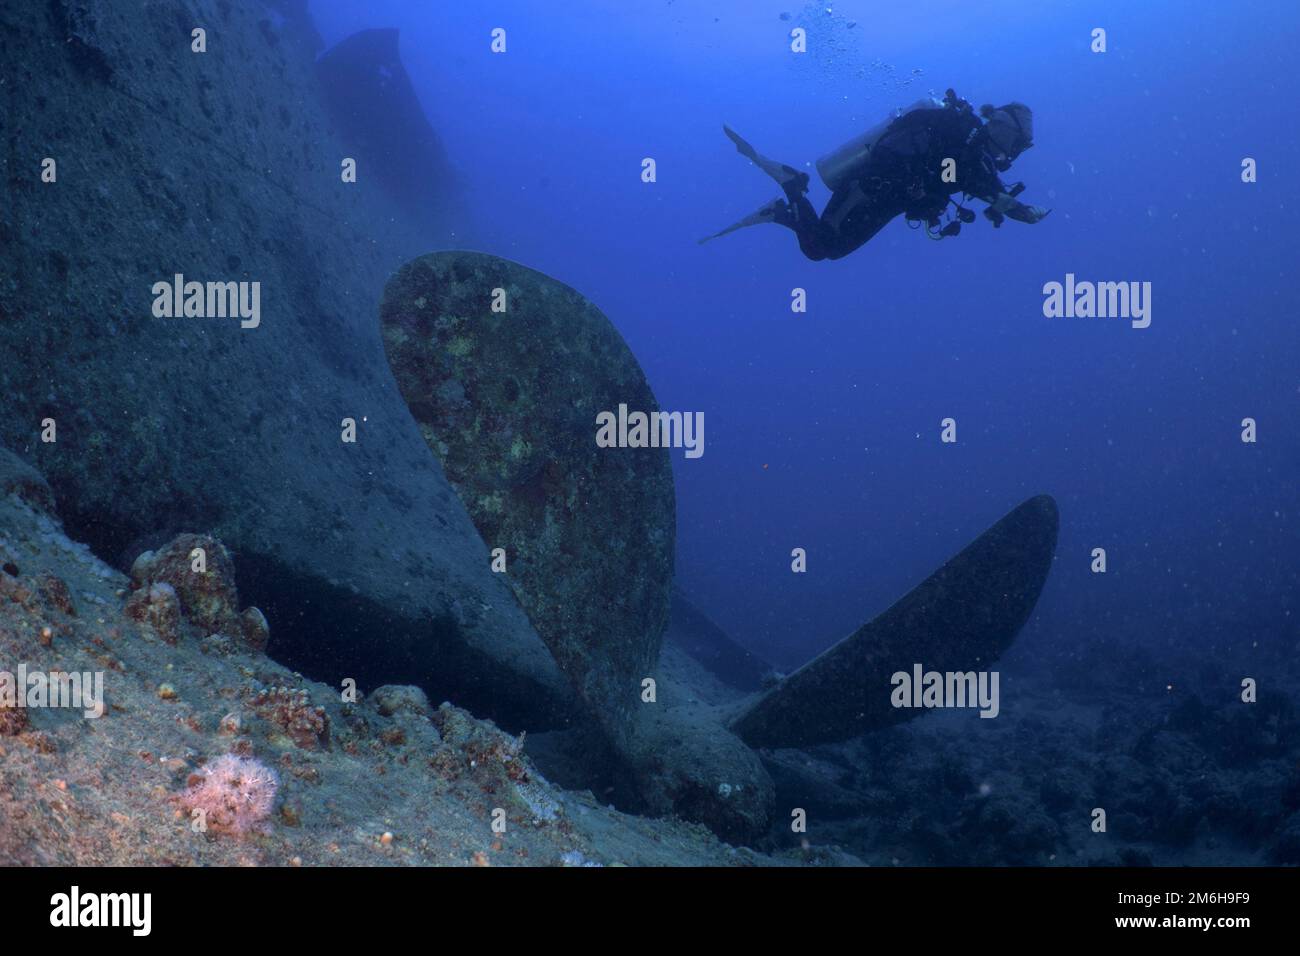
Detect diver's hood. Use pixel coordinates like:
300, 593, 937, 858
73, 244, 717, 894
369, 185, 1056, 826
985, 102, 1034, 162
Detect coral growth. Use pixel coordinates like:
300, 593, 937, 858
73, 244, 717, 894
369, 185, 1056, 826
130, 534, 239, 632
124, 582, 181, 644
250, 685, 330, 750
0, 701, 29, 737
177, 754, 279, 837
0, 566, 36, 612
370, 684, 431, 718
127, 534, 267, 652
429, 703, 528, 784
34, 573, 76, 617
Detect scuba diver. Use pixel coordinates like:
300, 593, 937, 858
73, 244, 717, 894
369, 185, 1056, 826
701, 89, 1050, 261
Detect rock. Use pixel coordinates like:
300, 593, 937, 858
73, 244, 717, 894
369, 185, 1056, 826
380, 251, 676, 752
429, 702, 529, 784
237, 607, 268, 654
130, 535, 240, 634
371, 684, 432, 719
0, 446, 56, 515
250, 685, 329, 750
129, 535, 270, 654
124, 535, 271, 657
35, 573, 77, 617
124, 582, 182, 645
0, 701, 29, 736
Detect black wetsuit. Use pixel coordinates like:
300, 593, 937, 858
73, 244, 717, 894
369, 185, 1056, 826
777, 105, 1017, 261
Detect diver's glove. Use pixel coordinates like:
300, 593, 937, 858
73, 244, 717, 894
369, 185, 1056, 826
989, 192, 1018, 213
1007, 204, 1051, 224
988, 191, 1050, 224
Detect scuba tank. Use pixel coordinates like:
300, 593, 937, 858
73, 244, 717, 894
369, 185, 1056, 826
815, 96, 943, 192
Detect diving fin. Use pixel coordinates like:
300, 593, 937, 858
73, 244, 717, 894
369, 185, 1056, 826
698, 197, 788, 245
722, 125, 809, 192
728, 495, 1059, 749
723, 124, 762, 162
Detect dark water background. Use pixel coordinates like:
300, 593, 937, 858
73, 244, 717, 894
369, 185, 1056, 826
311, 0, 1297, 676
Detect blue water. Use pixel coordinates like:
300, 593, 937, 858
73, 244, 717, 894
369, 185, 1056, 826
313, 0, 1296, 675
